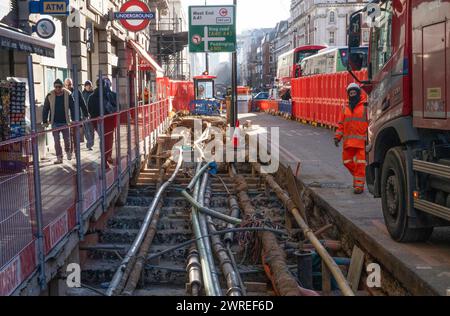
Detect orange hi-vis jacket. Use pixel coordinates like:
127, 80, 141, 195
335, 95, 368, 149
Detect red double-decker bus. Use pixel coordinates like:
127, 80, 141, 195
276, 45, 326, 99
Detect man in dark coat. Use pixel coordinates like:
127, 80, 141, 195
81, 80, 95, 150
42, 79, 75, 164
88, 77, 118, 169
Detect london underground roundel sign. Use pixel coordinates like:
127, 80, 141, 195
115, 0, 155, 32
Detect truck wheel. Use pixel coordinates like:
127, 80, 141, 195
381, 147, 433, 242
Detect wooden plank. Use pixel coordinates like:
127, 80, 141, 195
346, 245, 365, 293
322, 262, 332, 296
285, 166, 308, 225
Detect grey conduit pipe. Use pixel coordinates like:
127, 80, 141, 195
106, 148, 184, 296
198, 173, 222, 295
181, 190, 242, 225
187, 162, 213, 191
224, 196, 241, 246
204, 184, 242, 296
190, 163, 219, 296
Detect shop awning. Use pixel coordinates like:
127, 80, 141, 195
128, 40, 164, 77
0, 24, 55, 58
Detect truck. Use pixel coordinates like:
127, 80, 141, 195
347, 0, 450, 242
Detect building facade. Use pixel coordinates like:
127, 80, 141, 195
260, 30, 276, 89
289, 0, 369, 48
271, 20, 291, 68
237, 28, 270, 89
0, 0, 175, 115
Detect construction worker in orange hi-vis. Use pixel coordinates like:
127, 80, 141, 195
334, 83, 368, 194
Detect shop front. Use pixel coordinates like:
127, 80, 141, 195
0, 24, 55, 172
128, 39, 164, 105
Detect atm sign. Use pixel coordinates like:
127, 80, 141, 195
43, 1, 68, 15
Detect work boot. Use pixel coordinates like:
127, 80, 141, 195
54, 157, 63, 165
67, 152, 72, 161
354, 188, 364, 194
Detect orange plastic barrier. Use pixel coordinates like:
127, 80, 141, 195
291, 70, 368, 127
257, 100, 279, 112
170, 80, 195, 111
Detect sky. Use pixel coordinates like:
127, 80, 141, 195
181, 0, 291, 34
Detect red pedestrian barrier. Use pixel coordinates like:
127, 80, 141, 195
0, 98, 171, 296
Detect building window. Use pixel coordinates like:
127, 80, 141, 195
329, 11, 335, 24
329, 31, 335, 45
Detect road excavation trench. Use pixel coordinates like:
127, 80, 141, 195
70, 116, 392, 296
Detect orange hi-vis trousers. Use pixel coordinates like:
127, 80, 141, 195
342, 147, 366, 190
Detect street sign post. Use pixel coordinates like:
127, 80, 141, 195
35, 18, 56, 39
188, 5, 236, 53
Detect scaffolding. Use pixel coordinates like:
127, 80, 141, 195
154, 16, 189, 80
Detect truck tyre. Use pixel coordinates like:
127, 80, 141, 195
381, 147, 433, 242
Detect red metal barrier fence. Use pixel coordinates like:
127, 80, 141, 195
0, 100, 170, 296
291, 70, 368, 127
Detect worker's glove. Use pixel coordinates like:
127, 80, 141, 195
42, 122, 49, 129
334, 138, 340, 147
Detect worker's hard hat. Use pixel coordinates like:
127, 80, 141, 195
347, 83, 361, 92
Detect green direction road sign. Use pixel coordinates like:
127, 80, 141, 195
189, 5, 236, 53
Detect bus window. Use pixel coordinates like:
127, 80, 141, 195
295, 50, 320, 65
300, 47, 368, 76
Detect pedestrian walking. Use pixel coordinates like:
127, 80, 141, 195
65, 78, 90, 155
42, 79, 75, 164
334, 83, 368, 194
88, 77, 118, 169
82, 80, 95, 150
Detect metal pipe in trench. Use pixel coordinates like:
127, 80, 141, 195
224, 196, 241, 246
121, 158, 174, 295
106, 148, 184, 296
204, 181, 242, 296
190, 163, 219, 296
198, 172, 223, 295
187, 246, 202, 296
252, 163, 355, 296
181, 190, 242, 225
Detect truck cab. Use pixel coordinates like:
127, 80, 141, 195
348, 0, 450, 242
